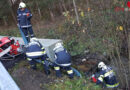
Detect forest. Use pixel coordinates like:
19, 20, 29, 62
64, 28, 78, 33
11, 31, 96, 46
0, 0, 129, 90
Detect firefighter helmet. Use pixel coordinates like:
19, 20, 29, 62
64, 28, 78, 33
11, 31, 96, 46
30, 37, 38, 42
98, 62, 106, 69
53, 42, 63, 51
19, 2, 26, 9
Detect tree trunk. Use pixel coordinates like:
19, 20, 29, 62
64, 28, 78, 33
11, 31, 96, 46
68, 0, 72, 10
8, 0, 17, 24
73, 0, 80, 25
126, 13, 130, 90
3, 17, 8, 26
58, 0, 63, 14
128, 25, 130, 74
10, 8, 17, 24
35, 1, 42, 20
60, 0, 67, 12
49, 8, 55, 22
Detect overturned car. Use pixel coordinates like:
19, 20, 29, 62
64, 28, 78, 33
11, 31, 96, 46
0, 37, 23, 60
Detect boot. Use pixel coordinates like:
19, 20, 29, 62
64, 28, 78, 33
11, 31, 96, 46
43, 63, 50, 75
56, 70, 62, 77
31, 65, 37, 70
44, 70, 51, 75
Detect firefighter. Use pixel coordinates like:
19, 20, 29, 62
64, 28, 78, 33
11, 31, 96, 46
53, 43, 74, 78
25, 37, 50, 75
91, 62, 119, 88
17, 2, 35, 42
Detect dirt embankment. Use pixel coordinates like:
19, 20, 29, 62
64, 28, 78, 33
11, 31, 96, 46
12, 67, 55, 90
1, 52, 129, 90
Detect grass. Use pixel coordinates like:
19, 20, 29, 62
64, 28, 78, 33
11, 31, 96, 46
8, 60, 28, 73
0, 28, 21, 37
8, 60, 102, 90
45, 76, 102, 90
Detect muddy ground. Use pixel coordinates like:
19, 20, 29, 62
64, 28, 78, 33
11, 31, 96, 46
1, 53, 130, 90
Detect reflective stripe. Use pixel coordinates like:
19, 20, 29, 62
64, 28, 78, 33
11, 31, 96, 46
41, 47, 45, 50
67, 70, 73, 74
21, 25, 32, 28
54, 67, 60, 70
106, 83, 119, 88
31, 34, 34, 37
42, 51, 46, 54
26, 51, 44, 57
98, 75, 104, 82
18, 13, 32, 16
57, 63, 71, 67
23, 13, 27, 15
26, 36, 29, 37
18, 14, 21, 16
42, 61, 44, 64
27, 58, 32, 61
104, 70, 113, 77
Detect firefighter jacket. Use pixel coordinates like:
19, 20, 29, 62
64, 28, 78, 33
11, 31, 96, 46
26, 41, 47, 59
96, 66, 119, 88
17, 8, 32, 28
54, 47, 71, 67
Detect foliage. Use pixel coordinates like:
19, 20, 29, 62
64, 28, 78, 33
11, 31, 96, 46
64, 36, 86, 56
45, 29, 59, 39
61, 5, 126, 56
45, 77, 102, 90
0, 0, 10, 17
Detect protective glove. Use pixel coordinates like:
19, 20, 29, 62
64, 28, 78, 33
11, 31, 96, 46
26, 13, 30, 17
91, 74, 97, 83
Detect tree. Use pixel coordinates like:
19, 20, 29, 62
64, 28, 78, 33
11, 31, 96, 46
7, 0, 17, 24
73, 0, 79, 25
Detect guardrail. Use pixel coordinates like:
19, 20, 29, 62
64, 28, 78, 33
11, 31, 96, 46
0, 62, 20, 90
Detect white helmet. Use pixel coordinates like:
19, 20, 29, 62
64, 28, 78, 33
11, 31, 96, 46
19, 2, 26, 9
53, 42, 63, 51
30, 37, 38, 42
98, 62, 106, 69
